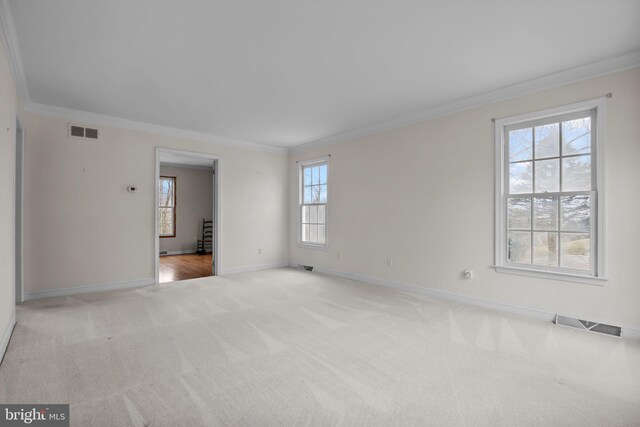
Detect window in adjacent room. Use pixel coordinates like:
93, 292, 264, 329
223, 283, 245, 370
494, 98, 606, 284
299, 159, 328, 247
159, 176, 176, 238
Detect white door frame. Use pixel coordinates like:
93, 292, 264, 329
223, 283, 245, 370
154, 148, 221, 284
15, 118, 23, 303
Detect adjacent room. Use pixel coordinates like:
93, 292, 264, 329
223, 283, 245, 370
157, 151, 217, 283
0, 1, 639, 426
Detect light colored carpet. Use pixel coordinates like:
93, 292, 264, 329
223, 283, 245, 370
1, 268, 639, 426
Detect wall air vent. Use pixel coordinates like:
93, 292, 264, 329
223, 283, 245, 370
68, 124, 99, 140
300, 265, 314, 272
554, 314, 621, 338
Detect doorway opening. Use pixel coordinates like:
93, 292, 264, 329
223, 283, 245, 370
155, 149, 219, 284
15, 118, 23, 303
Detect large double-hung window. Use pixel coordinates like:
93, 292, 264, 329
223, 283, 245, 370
495, 99, 606, 284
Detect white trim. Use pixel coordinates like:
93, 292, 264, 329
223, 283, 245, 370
25, 103, 286, 153
298, 265, 640, 340
15, 120, 24, 303
307, 265, 556, 321
0, 0, 29, 104
23, 277, 155, 301
220, 262, 289, 275
494, 97, 607, 283
297, 156, 330, 249
0, 310, 16, 364
160, 162, 213, 171
155, 148, 221, 283
159, 250, 200, 256
494, 266, 607, 286
290, 52, 640, 153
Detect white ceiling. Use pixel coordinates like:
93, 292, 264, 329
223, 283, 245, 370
7, 0, 640, 148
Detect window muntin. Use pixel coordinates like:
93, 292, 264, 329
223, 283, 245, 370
159, 176, 176, 238
300, 161, 327, 246
503, 109, 597, 275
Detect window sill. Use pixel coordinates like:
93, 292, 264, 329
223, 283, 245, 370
493, 265, 608, 286
297, 242, 329, 251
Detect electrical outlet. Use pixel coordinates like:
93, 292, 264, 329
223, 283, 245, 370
463, 269, 473, 279
387, 258, 393, 268
337, 252, 340, 259
258, 248, 262, 255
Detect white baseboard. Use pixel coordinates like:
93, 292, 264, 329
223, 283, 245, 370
221, 262, 289, 276
159, 250, 199, 256
23, 277, 156, 301
296, 265, 640, 340
1, 310, 16, 364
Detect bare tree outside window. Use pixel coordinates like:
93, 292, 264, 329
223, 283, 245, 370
159, 176, 176, 237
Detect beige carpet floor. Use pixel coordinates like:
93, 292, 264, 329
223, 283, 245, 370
1, 268, 639, 426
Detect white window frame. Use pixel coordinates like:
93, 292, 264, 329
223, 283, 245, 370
494, 97, 607, 285
298, 157, 329, 249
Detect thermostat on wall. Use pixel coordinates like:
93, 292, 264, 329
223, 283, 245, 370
127, 185, 138, 193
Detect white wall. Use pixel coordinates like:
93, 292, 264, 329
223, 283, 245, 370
159, 164, 213, 254
0, 39, 17, 351
289, 67, 640, 328
22, 113, 289, 295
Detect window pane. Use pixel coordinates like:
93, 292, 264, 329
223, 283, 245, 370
561, 195, 590, 232
159, 207, 172, 221
562, 117, 591, 155
312, 166, 320, 185
302, 224, 310, 242
508, 231, 531, 264
507, 197, 531, 229
309, 224, 318, 243
509, 162, 532, 194
509, 128, 533, 161
304, 167, 312, 186
309, 205, 318, 223
533, 232, 558, 266
319, 185, 327, 203
318, 225, 326, 244
302, 205, 310, 223
318, 205, 326, 224
535, 159, 559, 193
533, 197, 558, 231
160, 221, 173, 236
561, 233, 590, 270
535, 123, 559, 159
562, 155, 591, 191
303, 186, 312, 204
320, 164, 327, 184
311, 185, 321, 203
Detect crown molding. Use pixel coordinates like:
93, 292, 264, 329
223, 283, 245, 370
290, 50, 640, 153
25, 102, 287, 153
0, 0, 30, 104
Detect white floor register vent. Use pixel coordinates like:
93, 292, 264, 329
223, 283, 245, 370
554, 314, 622, 338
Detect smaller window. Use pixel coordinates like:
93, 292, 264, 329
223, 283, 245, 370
159, 176, 176, 238
299, 159, 328, 247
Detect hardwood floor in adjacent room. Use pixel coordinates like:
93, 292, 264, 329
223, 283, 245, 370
159, 253, 213, 283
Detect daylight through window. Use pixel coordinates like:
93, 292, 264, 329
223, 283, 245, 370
299, 160, 328, 246
159, 176, 176, 237
495, 100, 605, 282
